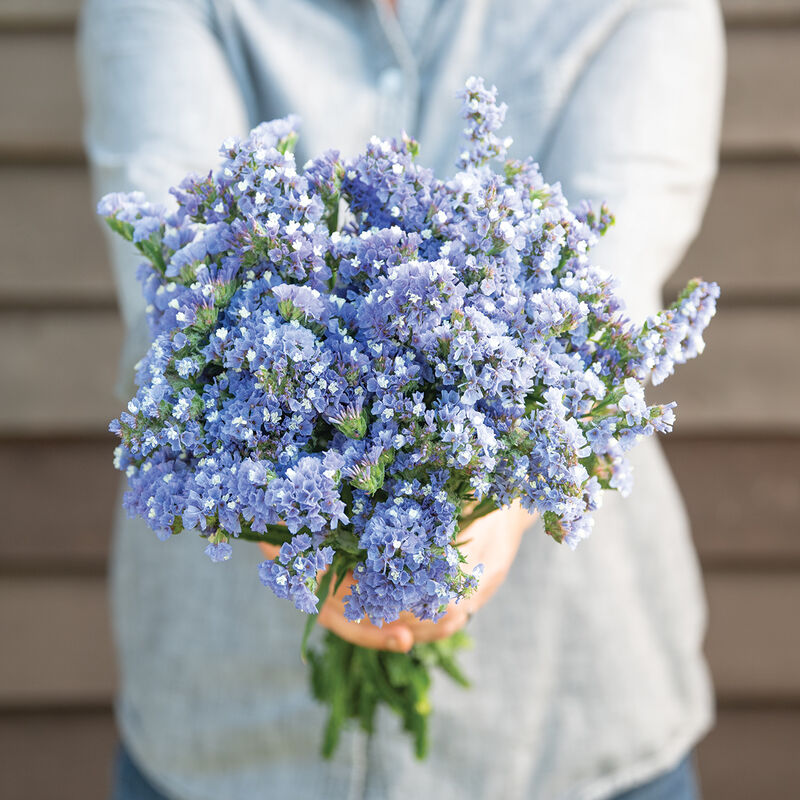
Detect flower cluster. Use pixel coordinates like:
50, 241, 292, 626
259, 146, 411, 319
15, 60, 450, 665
103, 78, 718, 624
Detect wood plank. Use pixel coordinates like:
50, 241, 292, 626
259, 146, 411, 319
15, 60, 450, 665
0, 166, 111, 306
3, 161, 799, 307
648, 307, 800, 435
0, 438, 119, 569
0, 310, 123, 436
697, 708, 800, 800
664, 438, 800, 566
2, 571, 798, 705
1, 437, 797, 570
0, 1, 80, 28
1, 306, 797, 434
722, 0, 800, 23
0, 32, 82, 160
664, 162, 800, 302
706, 572, 800, 701
0, 576, 115, 706
2, 30, 800, 159
0, 710, 116, 800
0, 707, 798, 800
2, 1, 798, 29
724, 29, 800, 157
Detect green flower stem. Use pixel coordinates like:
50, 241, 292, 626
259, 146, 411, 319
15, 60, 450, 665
235, 523, 293, 547
457, 496, 499, 532
308, 630, 472, 759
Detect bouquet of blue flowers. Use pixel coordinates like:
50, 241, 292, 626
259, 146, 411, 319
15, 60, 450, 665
102, 78, 718, 758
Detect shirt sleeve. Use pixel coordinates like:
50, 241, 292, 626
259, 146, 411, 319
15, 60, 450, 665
77, 0, 250, 393
538, 0, 726, 323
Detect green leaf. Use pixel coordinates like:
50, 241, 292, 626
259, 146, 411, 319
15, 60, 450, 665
308, 630, 473, 760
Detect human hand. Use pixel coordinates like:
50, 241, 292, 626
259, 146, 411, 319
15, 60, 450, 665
397, 500, 534, 643
258, 537, 417, 652
257, 500, 535, 652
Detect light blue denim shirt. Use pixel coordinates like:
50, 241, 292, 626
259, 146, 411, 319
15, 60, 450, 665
78, 2, 725, 798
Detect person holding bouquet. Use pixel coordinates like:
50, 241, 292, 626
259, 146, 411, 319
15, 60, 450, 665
78, 1, 725, 798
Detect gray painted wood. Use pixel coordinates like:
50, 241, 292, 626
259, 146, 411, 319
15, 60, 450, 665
722, 0, 800, 22
2, 437, 798, 569
3, 162, 799, 306
2, 0, 798, 27
3, 571, 797, 705
0, 32, 82, 159
1, 30, 799, 158
0, 166, 110, 306
0, 0, 80, 28
2, 707, 797, 800
697, 709, 800, 800
0, 710, 115, 800
665, 438, 800, 567
0, 310, 123, 435
664, 162, 800, 302
0, 576, 115, 706
0, 438, 119, 568
3, 307, 795, 434
706, 572, 800, 700
647, 308, 800, 434
724, 28, 800, 157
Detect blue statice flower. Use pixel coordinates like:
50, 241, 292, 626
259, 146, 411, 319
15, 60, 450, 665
633, 279, 720, 385
258, 535, 335, 614
456, 76, 512, 169
205, 539, 233, 562
102, 77, 718, 622
343, 484, 477, 625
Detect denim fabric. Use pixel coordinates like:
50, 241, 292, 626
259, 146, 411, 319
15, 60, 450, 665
613, 754, 700, 800
79, 2, 725, 799
112, 743, 701, 800
112, 746, 172, 800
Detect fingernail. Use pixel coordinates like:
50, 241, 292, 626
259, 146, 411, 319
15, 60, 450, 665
386, 636, 399, 650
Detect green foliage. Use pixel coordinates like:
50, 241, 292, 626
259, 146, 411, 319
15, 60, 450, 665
308, 630, 473, 759
277, 131, 299, 155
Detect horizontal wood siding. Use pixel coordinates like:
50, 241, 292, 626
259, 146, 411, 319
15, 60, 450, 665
721, 0, 800, 23
696, 709, 800, 800
2, 437, 798, 571
1, 6, 798, 799
0, 310, 123, 435
664, 162, 800, 302
4, 161, 799, 307
722, 29, 800, 156
0, 166, 109, 306
0, 710, 116, 800
1, 708, 797, 800
4, 0, 800, 28
4, 307, 796, 435
0, 32, 82, 160
1, 29, 800, 159
0, 577, 115, 706
647, 308, 800, 434
0, 1, 81, 29
4, 571, 797, 706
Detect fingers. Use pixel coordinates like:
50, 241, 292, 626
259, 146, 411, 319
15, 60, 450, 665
403, 608, 471, 643
320, 572, 415, 651
257, 503, 538, 649
257, 545, 415, 652
257, 541, 281, 560
317, 604, 415, 652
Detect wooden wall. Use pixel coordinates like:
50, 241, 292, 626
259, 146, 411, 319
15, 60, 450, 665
1, 2, 799, 797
